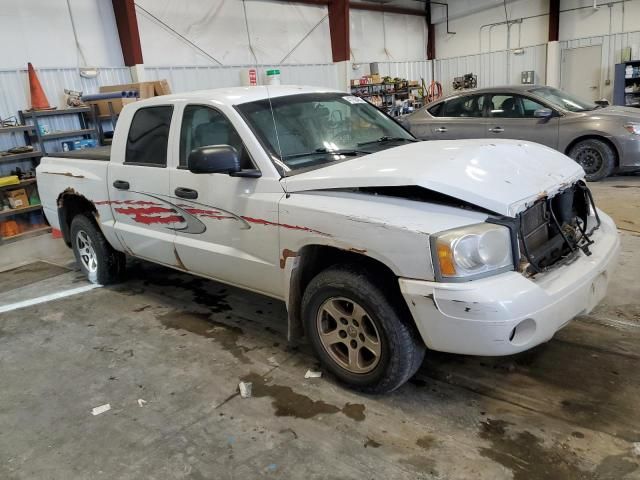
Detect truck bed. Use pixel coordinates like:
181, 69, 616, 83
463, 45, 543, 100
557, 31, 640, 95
54, 146, 111, 161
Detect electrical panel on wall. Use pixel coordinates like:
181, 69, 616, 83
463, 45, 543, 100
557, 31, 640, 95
521, 71, 535, 84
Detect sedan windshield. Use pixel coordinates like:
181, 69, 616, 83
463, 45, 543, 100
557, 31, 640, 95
529, 86, 596, 112
236, 92, 415, 174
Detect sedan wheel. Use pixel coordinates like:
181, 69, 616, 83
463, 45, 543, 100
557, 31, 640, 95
568, 138, 616, 182
574, 147, 603, 176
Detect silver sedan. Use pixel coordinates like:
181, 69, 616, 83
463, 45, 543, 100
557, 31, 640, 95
403, 85, 640, 181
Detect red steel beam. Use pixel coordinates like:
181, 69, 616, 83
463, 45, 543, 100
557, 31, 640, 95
112, 0, 144, 66
425, 0, 434, 60
328, 0, 349, 62
548, 0, 559, 42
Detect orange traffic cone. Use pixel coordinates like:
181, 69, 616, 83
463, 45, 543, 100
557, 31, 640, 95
27, 62, 55, 111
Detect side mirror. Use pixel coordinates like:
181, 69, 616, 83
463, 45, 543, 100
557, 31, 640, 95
595, 99, 609, 107
188, 145, 240, 174
533, 108, 553, 118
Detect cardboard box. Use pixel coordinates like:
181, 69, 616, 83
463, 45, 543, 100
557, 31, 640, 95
369, 74, 382, 84
88, 97, 136, 116
99, 80, 172, 99
6, 189, 29, 209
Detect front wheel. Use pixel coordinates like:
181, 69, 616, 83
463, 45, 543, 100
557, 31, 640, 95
568, 139, 616, 182
70, 214, 125, 285
302, 265, 425, 394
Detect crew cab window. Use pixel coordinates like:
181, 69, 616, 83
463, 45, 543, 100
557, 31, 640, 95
125, 106, 173, 166
179, 105, 253, 168
442, 95, 484, 117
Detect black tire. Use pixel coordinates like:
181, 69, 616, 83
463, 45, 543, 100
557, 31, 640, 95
302, 264, 425, 394
70, 214, 125, 285
568, 138, 616, 182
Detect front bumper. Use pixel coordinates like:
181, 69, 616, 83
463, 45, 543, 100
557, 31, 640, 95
618, 134, 640, 169
399, 211, 620, 356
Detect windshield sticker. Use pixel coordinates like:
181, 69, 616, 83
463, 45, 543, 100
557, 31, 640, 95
342, 95, 366, 104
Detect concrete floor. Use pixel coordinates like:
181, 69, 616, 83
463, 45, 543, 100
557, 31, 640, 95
1, 178, 640, 479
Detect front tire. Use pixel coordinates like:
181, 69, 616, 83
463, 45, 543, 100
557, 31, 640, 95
568, 138, 615, 182
70, 214, 125, 285
302, 265, 425, 394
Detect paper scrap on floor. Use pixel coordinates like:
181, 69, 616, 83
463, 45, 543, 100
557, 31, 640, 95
91, 404, 111, 416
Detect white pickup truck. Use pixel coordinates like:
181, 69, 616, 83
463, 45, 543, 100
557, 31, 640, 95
37, 86, 620, 393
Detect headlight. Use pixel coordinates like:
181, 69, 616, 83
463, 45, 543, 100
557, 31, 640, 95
624, 123, 640, 135
431, 223, 514, 281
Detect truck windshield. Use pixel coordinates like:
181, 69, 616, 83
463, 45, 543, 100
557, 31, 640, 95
529, 86, 597, 112
236, 92, 415, 174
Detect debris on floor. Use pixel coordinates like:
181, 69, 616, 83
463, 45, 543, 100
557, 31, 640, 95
137, 398, 147, 407
633, 442, 640, 457
304, 369, 322, 379
91, 403, 111, 416
239, 381, 252, 398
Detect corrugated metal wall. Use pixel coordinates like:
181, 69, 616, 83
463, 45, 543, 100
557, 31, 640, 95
435, 44, 547, 96
144, 64, 343, 92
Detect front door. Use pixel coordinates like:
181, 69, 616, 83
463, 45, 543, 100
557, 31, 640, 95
107, 105, 178, 266
485, 93, 560, 149
169, 104, 282, 297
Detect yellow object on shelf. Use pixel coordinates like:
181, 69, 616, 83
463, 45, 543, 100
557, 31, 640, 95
0, 175, 20, 187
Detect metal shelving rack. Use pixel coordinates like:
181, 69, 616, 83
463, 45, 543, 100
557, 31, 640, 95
0, 123, 47, 244
614, 60, 640, 108
351, 82, 423, 117
19, 106, 98, 155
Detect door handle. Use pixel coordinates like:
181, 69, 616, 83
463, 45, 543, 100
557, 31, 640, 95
113, 180, 130, 190
435, 126, 448, 133
488, 127, 504, 133
174, 187, 198, 200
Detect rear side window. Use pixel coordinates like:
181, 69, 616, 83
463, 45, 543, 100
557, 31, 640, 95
442, 95, 484, 117
427, 103, 443, 117
125, 106, 173, 166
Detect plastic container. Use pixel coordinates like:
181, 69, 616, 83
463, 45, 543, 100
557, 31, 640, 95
265, 69, 281, 85
626, 65, 633, 78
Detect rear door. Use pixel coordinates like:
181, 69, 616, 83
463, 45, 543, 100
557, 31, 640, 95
415, 94, 487, 140
168, 103, 282, 296
485, 93, 560, 149
107, 105, 178, 265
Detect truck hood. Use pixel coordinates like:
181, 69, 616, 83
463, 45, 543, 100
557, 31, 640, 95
282, 139, 584, 217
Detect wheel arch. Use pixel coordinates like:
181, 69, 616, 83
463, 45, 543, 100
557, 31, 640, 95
285, 244, 408, 342
564, 134, 620, 168
57, 189, 98, 247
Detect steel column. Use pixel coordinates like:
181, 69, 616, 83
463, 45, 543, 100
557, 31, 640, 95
112, 0, 144, 66
328, 0, 349, 62
548, 0, 560, 42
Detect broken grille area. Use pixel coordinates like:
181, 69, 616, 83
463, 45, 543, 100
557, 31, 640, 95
518, 181, 600, 274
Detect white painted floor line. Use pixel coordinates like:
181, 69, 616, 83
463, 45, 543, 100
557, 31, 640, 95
0, 284, 101, 314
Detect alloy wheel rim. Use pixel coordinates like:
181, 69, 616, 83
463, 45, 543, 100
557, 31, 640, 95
76, 230, 98, 273
575, 148, 603, 175
316, 297, 381, 374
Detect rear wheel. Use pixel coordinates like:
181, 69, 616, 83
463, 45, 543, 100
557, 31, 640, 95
70, 214, 125, 285
302, 265, 425, 394
568, 138, 615, 182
